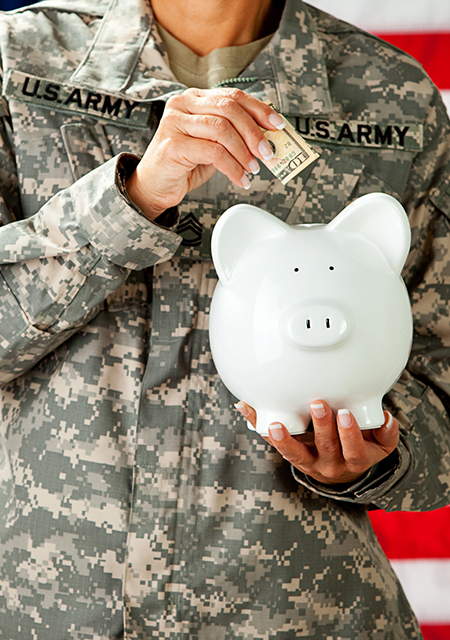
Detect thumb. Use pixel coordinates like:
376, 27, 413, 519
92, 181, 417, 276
373, 411, 399, 452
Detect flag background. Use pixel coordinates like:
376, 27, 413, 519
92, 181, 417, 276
307, 0, 450, 113
1, 0, 450, 638
307, 3, 450, 638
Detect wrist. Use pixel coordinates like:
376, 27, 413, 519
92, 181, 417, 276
125, 170, 168, 221
116, 153, 165, 219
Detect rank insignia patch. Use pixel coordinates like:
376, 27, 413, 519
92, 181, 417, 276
177, 212, 203, 247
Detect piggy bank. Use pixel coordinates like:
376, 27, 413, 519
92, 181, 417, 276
209, 193, 413, 435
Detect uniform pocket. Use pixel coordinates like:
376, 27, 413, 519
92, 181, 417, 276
285, 149, 365, 225
430, 172, 450, 220
173, 148, 366, 260
286, 148, 403, 226
61, 121, 113, 182
0, 426, 15, 538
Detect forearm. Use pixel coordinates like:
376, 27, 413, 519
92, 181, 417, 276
0, 154, 181, 382
292, 373, 450, 511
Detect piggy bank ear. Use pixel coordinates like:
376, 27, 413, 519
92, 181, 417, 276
211, 204, 288, 284
327, 193, 411, 275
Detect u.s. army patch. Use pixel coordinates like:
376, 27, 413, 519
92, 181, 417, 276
2, 69, 152, 128
294, 116, 423, 152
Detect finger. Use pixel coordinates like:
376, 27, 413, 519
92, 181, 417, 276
267, 423, 316, 469
190, 137, 252, 189
169, 89, 284, 162
132, 131, 251, 215
234, 401, 257, 430
175, 112, 260, 176
181, 87, 285, 130
372, 411, 399, 453
336, 409, 370, 472
309, 400, 342, 462
160, 133, 253, 191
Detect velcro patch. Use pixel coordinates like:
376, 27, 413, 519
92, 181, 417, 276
2, 69, 152, 128
294, 116, 423, 151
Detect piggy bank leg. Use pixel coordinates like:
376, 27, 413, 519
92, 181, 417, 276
255, 410, 310, 436
350, 399, 385, 430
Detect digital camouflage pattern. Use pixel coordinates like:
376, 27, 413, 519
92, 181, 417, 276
0, 0, 450, 638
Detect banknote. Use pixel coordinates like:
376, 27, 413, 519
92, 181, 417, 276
261, 101, 319, 184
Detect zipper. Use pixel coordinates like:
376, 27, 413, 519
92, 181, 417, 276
212, 76, 258, 88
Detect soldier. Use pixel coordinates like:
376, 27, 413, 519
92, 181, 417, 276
0, 0, 449, 638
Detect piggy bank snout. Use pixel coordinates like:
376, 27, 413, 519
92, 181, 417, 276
283, 303, 352, 349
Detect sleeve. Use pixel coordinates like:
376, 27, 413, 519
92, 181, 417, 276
0, 108, 182, 383
294, 86, 450, 512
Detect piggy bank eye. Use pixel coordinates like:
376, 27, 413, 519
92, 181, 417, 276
329, 266, 335, 271
294, 267, 299, 273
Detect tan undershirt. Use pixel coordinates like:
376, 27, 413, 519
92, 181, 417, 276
156, 21, 273, 89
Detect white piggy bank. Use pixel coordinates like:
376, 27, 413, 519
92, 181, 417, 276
209, 193, 413, 435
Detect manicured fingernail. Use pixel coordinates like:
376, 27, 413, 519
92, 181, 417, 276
269, 423, 284, 441
269, 112, 285, 129
234, 402, 249, 417
310, 402, 326, 419
249, 158, 260, 174
240, 174, 251, 189
337, 409, 352, 428
258, 139, 274, 160
385, 412, 394, 430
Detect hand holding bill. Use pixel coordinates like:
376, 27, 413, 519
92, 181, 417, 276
125, 88, 285, 220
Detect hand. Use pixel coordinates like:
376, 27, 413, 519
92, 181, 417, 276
125, 88, 285, 220
235, 400, 399, 485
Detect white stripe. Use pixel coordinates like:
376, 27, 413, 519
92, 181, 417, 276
441, 90, 450, 115
307, 0, 450, 33
390, 559, 450, 624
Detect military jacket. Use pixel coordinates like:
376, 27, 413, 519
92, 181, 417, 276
0, 0, 450, 638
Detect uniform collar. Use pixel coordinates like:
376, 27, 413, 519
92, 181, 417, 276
71, 0, 332, 117
71, 0, 155, 92
266, 0, 332, 116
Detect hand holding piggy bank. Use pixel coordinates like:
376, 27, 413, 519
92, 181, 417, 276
209, 193, 413, 436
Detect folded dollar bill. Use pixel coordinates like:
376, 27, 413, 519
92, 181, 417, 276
261, 101, 319, 184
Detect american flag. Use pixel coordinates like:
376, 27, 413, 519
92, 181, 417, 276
308, 2, 450, 639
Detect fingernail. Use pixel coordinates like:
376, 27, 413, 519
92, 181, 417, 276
240, 174, 251, 190
385, 412, 394, 430
234, 402, 249, 417
269, 112, 285, 130
269, 423, 284, 441
258, 139, 274, 160
310, 402, 326, 419
248, 158, 260, 175
337, 409, 352, 428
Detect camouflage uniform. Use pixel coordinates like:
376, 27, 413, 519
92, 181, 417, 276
0, 0, 449, 637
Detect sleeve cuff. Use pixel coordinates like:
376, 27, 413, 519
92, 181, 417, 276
292, 440, 411, 504
116, 153, 180, 230
71, 154, 182, 270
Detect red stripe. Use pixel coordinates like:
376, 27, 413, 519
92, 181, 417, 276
375, 33, 450, 89
420, 625, 450, 640
369, 507, 450, 559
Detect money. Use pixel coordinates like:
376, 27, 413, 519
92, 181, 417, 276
261, 101, 319, 184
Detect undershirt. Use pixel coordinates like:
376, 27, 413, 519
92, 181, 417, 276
156, 21, 273, 89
